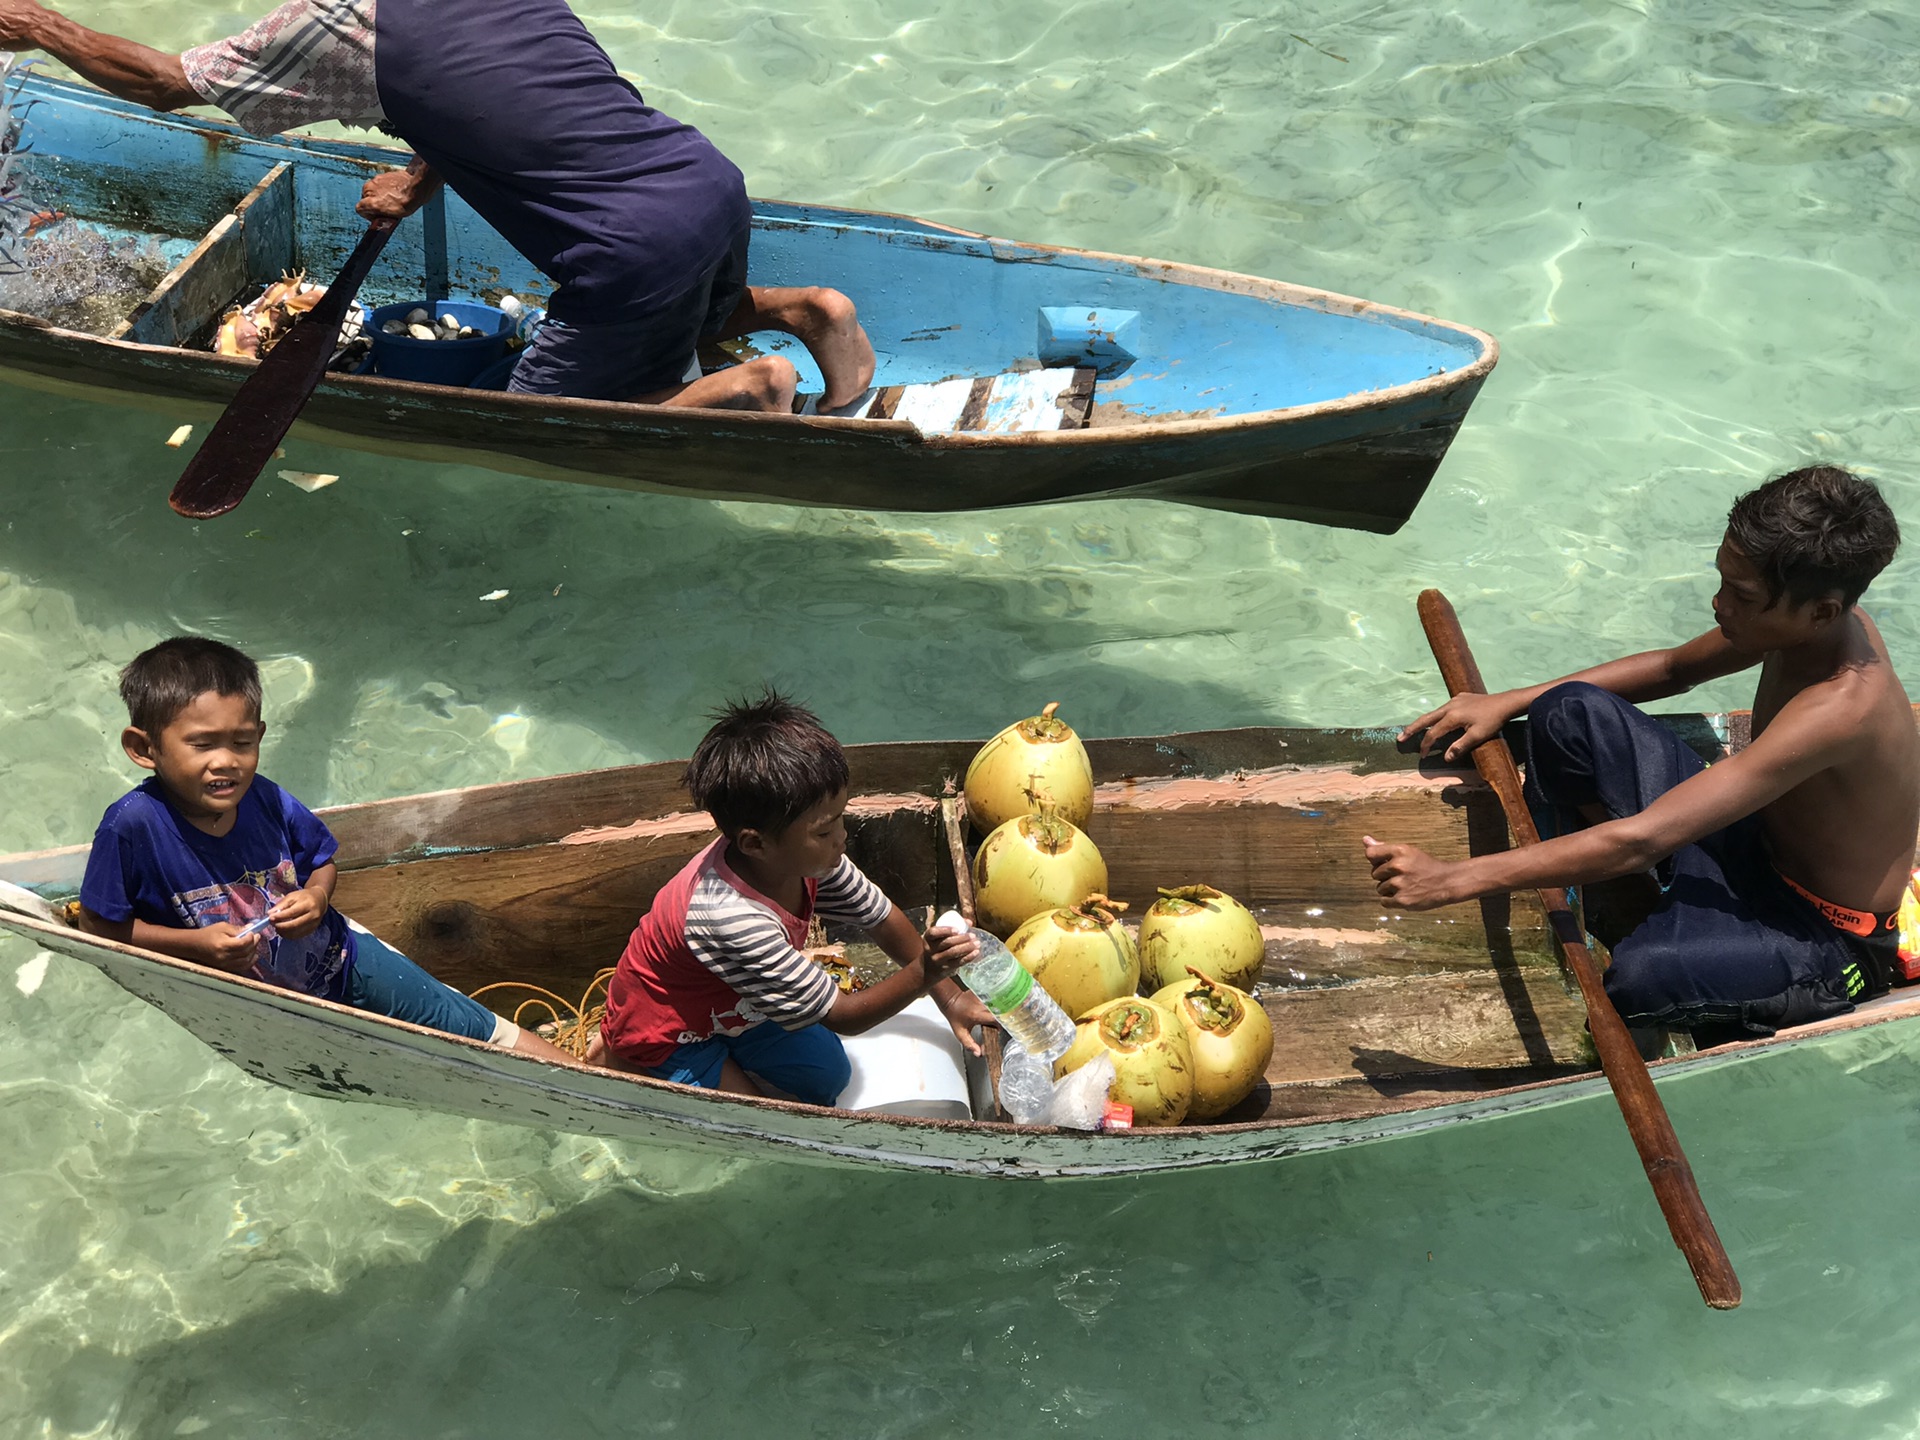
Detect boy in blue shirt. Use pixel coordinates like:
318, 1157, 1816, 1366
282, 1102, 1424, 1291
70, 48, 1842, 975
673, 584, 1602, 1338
78, 637, 568, 1062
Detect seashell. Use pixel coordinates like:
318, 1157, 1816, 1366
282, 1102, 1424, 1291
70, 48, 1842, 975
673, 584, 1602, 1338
215, 308, 261, 358
406, 307, 430, 325
498, 294, 523, 318
382, 320, 406, 335
165, 424, 193, 448
440, 313, 460, 331
407, 323, 437, 341
458, 326, 479, 338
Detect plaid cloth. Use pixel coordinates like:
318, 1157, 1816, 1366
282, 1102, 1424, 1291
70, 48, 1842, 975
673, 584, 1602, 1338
181, 0, 383, 136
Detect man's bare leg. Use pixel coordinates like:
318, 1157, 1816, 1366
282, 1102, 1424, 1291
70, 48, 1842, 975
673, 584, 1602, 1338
629, 286, 872, 412
633, 354, 798, 411
718, 286, 875, 409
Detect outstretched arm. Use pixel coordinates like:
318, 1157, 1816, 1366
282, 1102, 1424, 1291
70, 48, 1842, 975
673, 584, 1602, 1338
1401, 626, 1755, 764
1367, 683, 1856, 909
0, 0, 199, 111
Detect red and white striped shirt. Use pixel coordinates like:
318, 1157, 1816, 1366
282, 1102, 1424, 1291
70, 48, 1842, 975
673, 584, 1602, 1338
601, 839, 893, 1068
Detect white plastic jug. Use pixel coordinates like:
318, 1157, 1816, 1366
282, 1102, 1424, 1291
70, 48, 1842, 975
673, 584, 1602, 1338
837, 995, 972, 1120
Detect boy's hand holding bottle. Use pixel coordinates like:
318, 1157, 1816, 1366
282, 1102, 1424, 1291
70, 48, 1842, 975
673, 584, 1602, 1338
921, 920, 980, 980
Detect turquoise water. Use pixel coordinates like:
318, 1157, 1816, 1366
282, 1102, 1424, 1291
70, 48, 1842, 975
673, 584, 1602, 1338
5, 0, 1920, 1432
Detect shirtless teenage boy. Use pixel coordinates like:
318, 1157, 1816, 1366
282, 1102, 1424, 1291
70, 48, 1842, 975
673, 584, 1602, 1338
1364, 466, 1918, 1039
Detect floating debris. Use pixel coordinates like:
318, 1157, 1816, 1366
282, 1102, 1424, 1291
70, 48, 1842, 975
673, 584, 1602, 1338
165, 424, 192, 448
479, 589, 509, 601
277, 469, 338, 493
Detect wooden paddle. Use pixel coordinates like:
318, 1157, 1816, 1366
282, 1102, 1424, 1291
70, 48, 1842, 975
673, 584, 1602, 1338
1415, 588, 1742, 1310
169, 219, 396, 519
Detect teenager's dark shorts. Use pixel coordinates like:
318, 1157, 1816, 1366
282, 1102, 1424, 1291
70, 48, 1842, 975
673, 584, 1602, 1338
1525, 682, 1886, 1037
482, 226, 752, 401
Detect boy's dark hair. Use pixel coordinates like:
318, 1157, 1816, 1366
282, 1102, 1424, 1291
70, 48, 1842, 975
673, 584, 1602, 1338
684, 689, 848, 836
1725, 465, 1900, 608
119, 637, 262, 736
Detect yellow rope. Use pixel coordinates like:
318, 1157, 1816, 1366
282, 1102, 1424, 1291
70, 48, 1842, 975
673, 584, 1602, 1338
469, 969, 616, 1058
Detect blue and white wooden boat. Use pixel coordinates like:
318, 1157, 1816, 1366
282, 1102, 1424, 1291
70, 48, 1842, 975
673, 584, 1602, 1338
4, 710, 1916, 1181
0, 73, 1497, 531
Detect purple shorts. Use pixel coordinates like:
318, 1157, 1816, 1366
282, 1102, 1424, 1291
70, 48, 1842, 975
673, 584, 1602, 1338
486, 225, 750, 400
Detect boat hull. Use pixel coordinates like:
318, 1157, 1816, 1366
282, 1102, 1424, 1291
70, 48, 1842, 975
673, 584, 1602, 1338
13, 909, 1913, 1178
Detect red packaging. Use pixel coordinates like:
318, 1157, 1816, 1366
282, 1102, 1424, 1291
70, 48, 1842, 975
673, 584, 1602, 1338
1099, 1102, 1133, 1131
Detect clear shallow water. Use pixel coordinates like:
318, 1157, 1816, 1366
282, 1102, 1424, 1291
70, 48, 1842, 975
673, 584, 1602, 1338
4, 0, 1920, 1432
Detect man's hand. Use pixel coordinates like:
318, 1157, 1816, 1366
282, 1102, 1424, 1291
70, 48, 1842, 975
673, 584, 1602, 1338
1399, 691, 1518, 763
267, 886, 327, 939
932, 983, 994, 1056
357, 161, 441, 222
1363, 835, 1477, 911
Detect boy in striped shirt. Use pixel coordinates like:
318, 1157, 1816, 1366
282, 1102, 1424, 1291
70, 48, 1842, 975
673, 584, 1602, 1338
589, 693, 988, 1105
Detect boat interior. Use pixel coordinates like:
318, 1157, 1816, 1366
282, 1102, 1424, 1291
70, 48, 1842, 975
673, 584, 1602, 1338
4, 75, 1492, 429
0, 716, 1832, 1131
299, 724, 1737, 1127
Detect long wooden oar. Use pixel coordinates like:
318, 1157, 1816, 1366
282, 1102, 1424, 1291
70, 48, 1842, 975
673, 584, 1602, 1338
1416, 588, 1741, 1310
170, 219, 396, 519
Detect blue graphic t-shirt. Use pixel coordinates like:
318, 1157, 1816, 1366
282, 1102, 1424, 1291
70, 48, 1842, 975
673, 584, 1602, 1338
79, 776, 356, 1000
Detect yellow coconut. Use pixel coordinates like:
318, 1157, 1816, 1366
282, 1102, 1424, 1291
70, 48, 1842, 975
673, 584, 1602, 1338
1054, 996, 1193, 1126
1138, 884, 1264, 992
964, 701, 1094, 832
1150, 968, 1274, 1120
1006, 894, 1138, 1021
972, 812, 1107, 937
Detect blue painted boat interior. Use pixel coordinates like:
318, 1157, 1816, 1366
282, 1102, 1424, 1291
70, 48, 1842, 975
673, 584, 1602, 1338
11, 76, 1487, 420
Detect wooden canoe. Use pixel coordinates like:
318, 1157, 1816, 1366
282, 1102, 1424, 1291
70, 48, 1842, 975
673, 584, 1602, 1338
4, 714, 1917, 1179
0, 73, 1497, 532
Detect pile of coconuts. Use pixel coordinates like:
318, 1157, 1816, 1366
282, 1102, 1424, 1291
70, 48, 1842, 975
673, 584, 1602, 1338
963, 703, 1274, 1127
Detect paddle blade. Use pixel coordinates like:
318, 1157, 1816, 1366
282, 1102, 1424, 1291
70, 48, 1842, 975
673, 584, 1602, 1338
169, 220, 395, 520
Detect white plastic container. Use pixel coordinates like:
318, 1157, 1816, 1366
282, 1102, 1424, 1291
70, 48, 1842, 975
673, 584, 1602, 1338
836, 995, 972, 1120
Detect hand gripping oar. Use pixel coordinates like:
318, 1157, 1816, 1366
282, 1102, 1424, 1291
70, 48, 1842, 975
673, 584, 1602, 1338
169, 219, 396, 519
1416, 588, 1741, 1310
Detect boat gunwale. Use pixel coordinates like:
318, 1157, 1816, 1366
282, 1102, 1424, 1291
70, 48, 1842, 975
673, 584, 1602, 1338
6, 75, 1499, 446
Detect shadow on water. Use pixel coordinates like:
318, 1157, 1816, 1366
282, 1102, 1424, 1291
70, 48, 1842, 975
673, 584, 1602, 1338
8, 1017, 1920, 1438
0, 378, 1320, 818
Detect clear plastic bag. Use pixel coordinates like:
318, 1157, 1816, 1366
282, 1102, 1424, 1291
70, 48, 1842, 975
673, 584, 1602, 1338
1045, 1052, 1117, 1130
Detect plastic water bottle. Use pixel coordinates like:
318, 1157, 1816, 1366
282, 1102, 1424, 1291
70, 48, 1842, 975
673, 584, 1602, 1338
934, 910, 1075, 1060
997, 1037, 1056, 1124
496, 294, 546, 346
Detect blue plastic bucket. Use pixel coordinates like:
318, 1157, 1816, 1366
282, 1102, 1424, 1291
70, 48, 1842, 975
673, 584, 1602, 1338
367, 300, 511, 386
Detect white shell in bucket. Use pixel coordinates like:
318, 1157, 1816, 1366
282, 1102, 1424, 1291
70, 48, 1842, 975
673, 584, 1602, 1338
837, 996, 971, 1120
